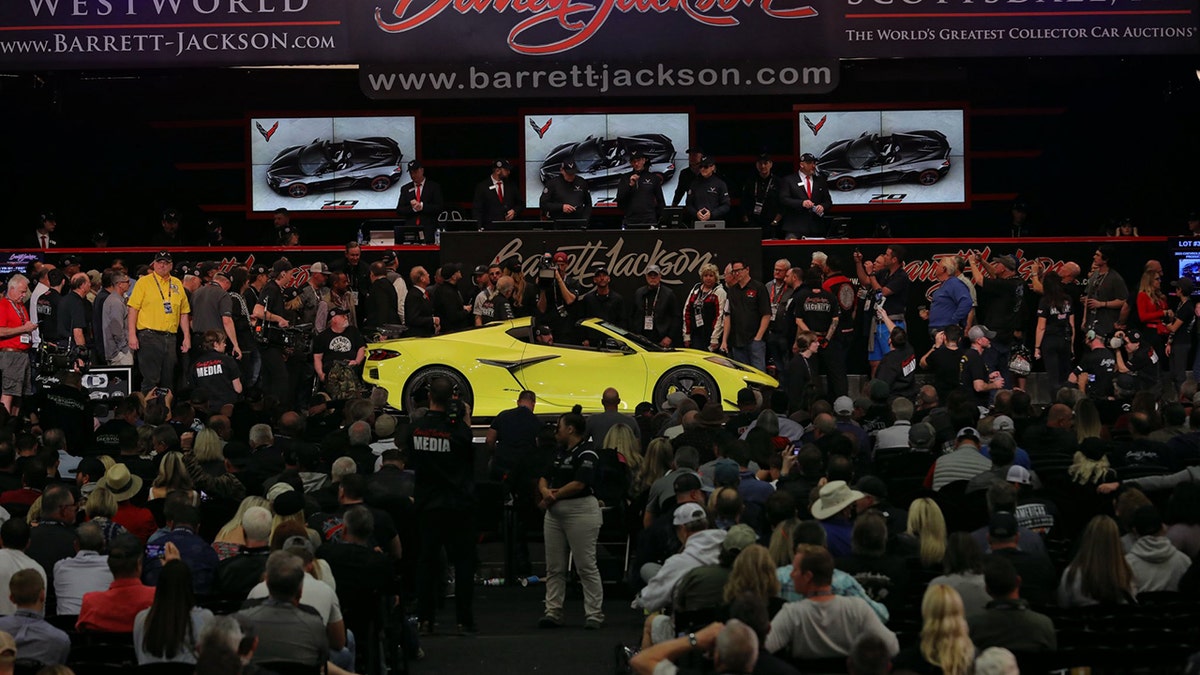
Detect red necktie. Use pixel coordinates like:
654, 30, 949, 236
496, 181, 504, 203
39, 234, 47, 248
415, 183, 422, 226
805, 176, 812, 199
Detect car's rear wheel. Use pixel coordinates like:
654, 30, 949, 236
834, 176, 857, 191
653, 367, 720, 410
370, 176, 392, 192
402, 366, 474, 413
917, 169, 941, 186
287, 183, 309, 198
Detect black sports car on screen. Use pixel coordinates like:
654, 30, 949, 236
539, 134, 676, 189
266, 137, 404, 198
817, 130, 951, 192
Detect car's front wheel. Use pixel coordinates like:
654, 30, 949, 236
287, 183, 309, 198
834, 176, 857, 191
402, 366, 474, 413
653, 367, 720, 410
370, 176, 392, 192
917, 169, 942, 186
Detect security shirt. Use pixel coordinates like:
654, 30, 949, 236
616, 171, 665, 225
685, 176, 731, 222
128, 274, 190, 333
545, 441, 598, 497
540, 175, 593, 223
408, 408, 475, 512
796, 287, 836, 336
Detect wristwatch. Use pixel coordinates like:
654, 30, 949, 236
687, 633, 698, 648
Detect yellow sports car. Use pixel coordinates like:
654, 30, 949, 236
363, 317, 778, 417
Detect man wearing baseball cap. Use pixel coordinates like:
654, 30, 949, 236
127, 250, 192, 393
741, 153, 782, 238
252, 258, 296, 405
540, 160, 592, 226
962, 325, 1004, 407
617, 149, 665, 228
151, 209, 183, 248
535, 252, 581, 343
396, 159, 444, 244
670, 147, 705, 207
684, 156, 730, 226
969, 252, 1025, 384
632, 503, 726, 613
779, 153, 831, 239
1113, 328, 1162, 399
473, 159, 517, 229
633, 265, 680, 348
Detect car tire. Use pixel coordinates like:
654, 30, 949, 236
917, 169, 941, 186
287, 183, 309, 198
370, 176, 392, 192
834, 176, 857, 191
402, 366, 474, 413
652, 367, 720, 410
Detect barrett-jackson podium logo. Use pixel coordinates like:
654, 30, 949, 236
375, 0, 818, 55
491, 236, 717, 287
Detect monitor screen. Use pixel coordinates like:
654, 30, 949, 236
249, 115, 417, 213
797, 108, 966, 206
523, 112, 689, 209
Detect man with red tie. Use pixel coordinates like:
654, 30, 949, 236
473, 159, 518, 230
396, 160, 445, 245
779, 153, 833, 240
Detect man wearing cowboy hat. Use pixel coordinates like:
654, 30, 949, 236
98, 464, 156, 543
811, 481, 865, 558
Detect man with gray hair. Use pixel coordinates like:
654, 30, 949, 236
345, 420, 375, 475
235, 551, 328, 668
631, 620, 758, 675
873, 397, 914, 453
216, 506, 272, 597
248, 424, 282, 476
0, 274, 36, 416
100, 272, 132, 365
52, 522, 111, 615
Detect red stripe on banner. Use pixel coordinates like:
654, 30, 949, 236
0, 20, 341, 32
846, 9, 1191, 18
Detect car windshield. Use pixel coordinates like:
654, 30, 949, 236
299, 142, 330, 176
845, 134, 881, 170
591, 320, 665, 352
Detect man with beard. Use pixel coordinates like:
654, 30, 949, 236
616, 150, 664, 228
432, 264, 472, 334
578, 267, 627, 331
312, 308, 366, 402
332, 242, 369, 328
741, 153, 782, 238
684, 156, 730, 226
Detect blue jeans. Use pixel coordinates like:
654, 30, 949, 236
731, 339, 767, 373
330, 629, 356, 672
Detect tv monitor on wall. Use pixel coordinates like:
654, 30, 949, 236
249, 115, 416, 213
797, 108, 965, 206
523, 112, 690, 209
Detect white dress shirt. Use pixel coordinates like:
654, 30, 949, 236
0, 550, 45, 616
53, 551, 113, 616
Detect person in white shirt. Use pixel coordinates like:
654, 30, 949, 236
52, 522, 112, 616
0, 519, 45, 616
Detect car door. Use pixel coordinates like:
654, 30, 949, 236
513, 335, 646, 413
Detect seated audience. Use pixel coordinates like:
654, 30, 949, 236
894, 584, 974, 675
1125, 504, 1192, 592
77, 533, 156, 632
52, 522, 112, 616
0, 569, 70, 664
235, 551, 329, 668
0, 519, 46, 616
133, 559, 214, 664
967, 555, 1056, 653
1057, 515, 1137, 607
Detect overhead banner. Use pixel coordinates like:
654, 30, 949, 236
0, 0, 1194, 71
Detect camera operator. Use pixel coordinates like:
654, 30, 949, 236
1112, 329, 1161, 399
252, 258, 296, 406
536, 253, 580, 344
191, 330, 243, 415
312, 307, 366, 402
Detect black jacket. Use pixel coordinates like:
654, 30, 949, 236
540, 175, 592, 223
473, 176, 518, 228
684, 175, 731, 223
779, 171, 832, 237
395, 179, 444, 233
431, 282, 472, 333
404, 286, 436, 337
616, 171, 665, 225
365, 277, 400, 329
632, 284, 680, 345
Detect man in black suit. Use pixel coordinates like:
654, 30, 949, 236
24, 212, 58, 249
633, 265, 680, 348
404, 266, 439, 337
473, 159, 518, 230
779, 153, 832, 239
395, 160, 445, 244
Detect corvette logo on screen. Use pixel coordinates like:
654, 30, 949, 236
530, 118, 553, 139
256, 121, 279, 142
804, 114, 827, 136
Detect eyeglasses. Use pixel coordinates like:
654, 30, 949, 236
730, 267, 746, 274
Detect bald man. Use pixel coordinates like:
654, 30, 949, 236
57, 272, 92, 354
584, 387, 641, 445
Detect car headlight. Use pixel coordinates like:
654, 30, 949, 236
705, 356, 748, 372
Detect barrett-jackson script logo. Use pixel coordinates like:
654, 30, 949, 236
375, 0, 818, 55
491, 236, 715, 286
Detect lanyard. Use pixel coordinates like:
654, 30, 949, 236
6, 299, 26, 323
645, 287, 660, 314
754, 175, 774, 199
152, 274, 172, 303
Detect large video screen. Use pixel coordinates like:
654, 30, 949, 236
797, 108, 965, 206
523, 113, 689, 209
249, 115, 416, 213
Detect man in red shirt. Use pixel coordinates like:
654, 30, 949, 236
77, 533, 155, 632
0, 274, 37, 416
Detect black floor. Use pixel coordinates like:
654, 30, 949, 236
412, 584, 643, 675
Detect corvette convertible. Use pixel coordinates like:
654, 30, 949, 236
817, 130, 951, 192
266, 137, 404, 198
539, 134, 676, 192
362, 317, 777, 417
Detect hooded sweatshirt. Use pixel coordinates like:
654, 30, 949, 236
1126, 535, 1192, 592
633, 528, 727, 612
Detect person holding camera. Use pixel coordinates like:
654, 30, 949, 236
252, 258, 296, 406
312, 307, 365, 402
191, 330, 242, 415
1113, 329, 1161, 399
536, 252, 580, 343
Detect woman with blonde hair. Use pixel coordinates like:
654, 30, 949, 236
904, 498, 947, 570
602, 424, 643, 498
767, 517, 803, 567
1074, 398, 1105, 443
1058, 515, 1137, 607
682, 262, 726, 352
895, 584, 975, 675
635, 437, 673, 498
212, 496, 271, 560
192, 429, 226, 474
723, 544, 781, 606
1136, 267, 1171, 343
83, 486, 129, 546
150, 452, 197, 502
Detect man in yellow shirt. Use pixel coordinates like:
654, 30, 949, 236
127, 250, 192, 392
